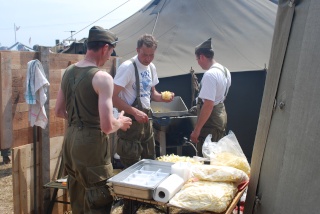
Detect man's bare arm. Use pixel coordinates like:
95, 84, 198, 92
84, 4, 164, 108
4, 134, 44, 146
94, 71, 131, 134
190, 99, 214, 143
112, 84, 149, 123
55, 88, 68, 119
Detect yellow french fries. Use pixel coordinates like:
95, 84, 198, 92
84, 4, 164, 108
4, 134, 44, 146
161, 91, 172, 100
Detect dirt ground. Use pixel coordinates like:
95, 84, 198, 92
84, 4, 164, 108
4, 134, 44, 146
0, 158, 241, 214
0, 160, 162, 214
0, 161, 13, 214
0, 159, 180, 214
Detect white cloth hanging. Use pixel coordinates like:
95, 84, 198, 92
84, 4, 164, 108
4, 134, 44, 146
25, 59, 50, 129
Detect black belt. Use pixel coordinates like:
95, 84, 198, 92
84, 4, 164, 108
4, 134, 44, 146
69, 124, 101, 131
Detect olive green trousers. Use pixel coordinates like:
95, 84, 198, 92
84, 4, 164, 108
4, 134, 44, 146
116, 120, 155, 168
197, 103, 227, 156
63, 126, 114, 213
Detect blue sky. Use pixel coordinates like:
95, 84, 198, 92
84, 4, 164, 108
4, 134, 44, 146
0, 0, 151, 48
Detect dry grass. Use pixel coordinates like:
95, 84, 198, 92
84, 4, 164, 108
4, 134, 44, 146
0, 161, 13, 214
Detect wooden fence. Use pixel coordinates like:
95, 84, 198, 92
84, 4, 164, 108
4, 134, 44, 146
0, 48, 117, 213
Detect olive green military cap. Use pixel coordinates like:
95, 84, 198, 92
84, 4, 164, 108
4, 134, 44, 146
195, 38, 212, 52
88, 26, 118, 46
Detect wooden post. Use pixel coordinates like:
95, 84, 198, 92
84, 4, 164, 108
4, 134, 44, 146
38, 46, 51, 213
0, 52, 13, 150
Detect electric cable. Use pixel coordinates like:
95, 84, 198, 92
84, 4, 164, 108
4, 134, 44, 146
59, 0, 131, 46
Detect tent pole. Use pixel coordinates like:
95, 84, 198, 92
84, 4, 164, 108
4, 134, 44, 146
33, 126, 37, 214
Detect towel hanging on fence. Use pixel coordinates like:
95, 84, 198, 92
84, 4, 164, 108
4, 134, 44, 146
25, 59, 50, 129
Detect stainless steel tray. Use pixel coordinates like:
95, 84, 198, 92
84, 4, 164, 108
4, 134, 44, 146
108, 159, 173, 199
151, 96, 188, 117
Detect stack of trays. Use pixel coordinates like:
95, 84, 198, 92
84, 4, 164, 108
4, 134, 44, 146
108, 159, 173, 199
122, 167, 169, 187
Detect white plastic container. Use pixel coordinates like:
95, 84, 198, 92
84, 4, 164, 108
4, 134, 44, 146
171, 162, 191, 182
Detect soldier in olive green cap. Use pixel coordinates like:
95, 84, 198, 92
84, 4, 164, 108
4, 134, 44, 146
195, 38, 213, 52
190, 38, 232, 156
87, 26, 118, 46
55, 26, 132, 213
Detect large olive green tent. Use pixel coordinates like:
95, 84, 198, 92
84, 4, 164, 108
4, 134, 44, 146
110, 0, 277, 161
111, 0, 277, 78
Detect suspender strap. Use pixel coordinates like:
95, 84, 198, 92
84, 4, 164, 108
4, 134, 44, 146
66, 65, 76, 127
67, 66, 99, 128
129, 58, 154, 110
211, 66, 229, 97
130, 59, 143, 110
197, 66, 229, 111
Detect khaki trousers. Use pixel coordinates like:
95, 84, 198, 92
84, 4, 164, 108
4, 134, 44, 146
116, 120, 155, 168
197, 103, 227, 156
63, 126, 114, 213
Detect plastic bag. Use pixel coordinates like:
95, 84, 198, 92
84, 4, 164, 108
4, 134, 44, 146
190, 164, 248, 185
202, 131, 251, 175
169, 181, 238, 213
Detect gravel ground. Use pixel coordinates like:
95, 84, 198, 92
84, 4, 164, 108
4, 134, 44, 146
0, 159, 13, 214
0, 158, 174, 214
0, 158, 241, 214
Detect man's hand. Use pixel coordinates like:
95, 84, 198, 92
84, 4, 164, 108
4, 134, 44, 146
162, 91, 175, 103
134, 109, 149, 123
118, 111, 132, 131
190, 129, 200, 143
